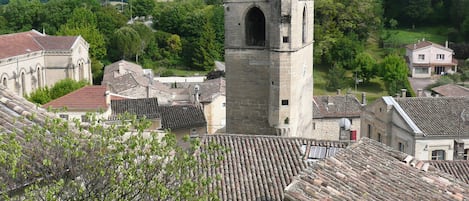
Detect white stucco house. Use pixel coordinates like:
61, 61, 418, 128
361, 96, 469, 160
405, 39, 458, 78
0, 30, 92, 97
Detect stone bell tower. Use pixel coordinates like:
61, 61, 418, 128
225, 0, 314, 137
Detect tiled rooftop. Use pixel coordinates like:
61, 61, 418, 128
313, 95, 363, 118
0, 30, 80, 59
395, 97, 469, 137
0, 86, 61, 192
111, 98, 206, 130
432, 84, 469, 97
428, 160, 469, 185
405, 40, 449, 50
43, 85, 111, 111
284, 138, 469, 201
196, 134, 346, 200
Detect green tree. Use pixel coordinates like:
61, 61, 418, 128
26, 87, 51, 104
326, 64, 348, 91
49, 78, 88, 100
353, 52, 377, 84
1, 113, 225, 200
379, 54, 409, 95
330, 35, 363, 69
405, 0, 433, 27
1, 0, 42, 31
112, 26, 142, 60
130, 0, 156, 17
57, 7, 107, 60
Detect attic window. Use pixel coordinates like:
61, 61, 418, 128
281, 99, 289, 106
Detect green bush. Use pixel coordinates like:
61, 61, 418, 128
27, 79, 89, 104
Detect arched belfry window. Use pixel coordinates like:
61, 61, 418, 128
245, 7, 265, 46
302, 6, 307, 43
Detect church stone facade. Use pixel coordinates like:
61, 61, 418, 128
225, 0, 314, 137
0, 30, 92, 97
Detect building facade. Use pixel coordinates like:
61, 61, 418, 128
0, 30, 92, 96
361, 96, 469, 160
405, 40, 458, 78
225, 0, 314, 137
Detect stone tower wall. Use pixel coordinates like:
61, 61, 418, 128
225, 0, 314, 137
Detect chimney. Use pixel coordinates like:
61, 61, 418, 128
327, 96, 333, 105
337, 89, 341, 95
401, 89, 407, 98
413, 43, 416, 49
422, 38, 425, 41
417, 88, 423, 97
445, 40, 448, 48
396, 93, 401, 98
146, 85, 150, 98
361, 92, 367, 105
105, 90, 111, 106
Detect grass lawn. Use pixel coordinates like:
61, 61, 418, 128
383, 26, 449, 48
313, 64, 388, 103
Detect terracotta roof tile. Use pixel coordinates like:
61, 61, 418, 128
111, 98, 206, 129
284, 138, 469, 201
432, 84, 469, 97
0, 30, 80, 59
196, 134, 346, 200
43, 85, 109, 111
405, 40, 450, 51
395, 97, 469, 137
313, 95, 362, 118
428, 160, 469, 185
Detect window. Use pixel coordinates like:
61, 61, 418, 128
431, 150, 445, 160
281, 99, 289, 106
222, 102, 226, 108
367, 124, 371, 138
418, 54, 425, 60
21, 72, 26, 96
81, 115, 90, 122
415, 67, 429, 74
377, 133, 382, 142
37, 67, 41, 88
245, 7, 265, 46
283, 36, 289, 43
436, 54, 445, 60
302, 6, 307, 43
312, 122, 316, 130
59, 114, 69, 120
2, 77, 6, 87
398, 142, 405, 152
435, 66, 445, 75
464, 149, 469, 160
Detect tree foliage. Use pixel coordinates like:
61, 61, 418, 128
112, 26, 142, 60
353, 52, 377, 84
326, 64, 348, 91
1, 113, 225, 200
28, 78, 88, 104
379, 54, 410, 95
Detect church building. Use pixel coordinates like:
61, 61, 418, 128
225, 0, 314, 137
0, 30, 92, 96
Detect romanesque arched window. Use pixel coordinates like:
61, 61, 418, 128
78, 61, 84, 80
21, 72, 26, 96
37, 67, 41, 88
302, 6, 307, 44
2, 77, 7, 87
245, 7, 265, 46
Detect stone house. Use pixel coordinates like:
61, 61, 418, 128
312, 94, 364, 141
0, 30, 92, 96
284, 138, 469, 200
405, 40, 458, 78
361, 96, 469, 160
187, 78, 226, 134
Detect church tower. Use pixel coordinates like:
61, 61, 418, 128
225, 0, 314, 137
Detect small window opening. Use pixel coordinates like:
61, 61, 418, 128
281, 99, 289, 105
283, 36, 289, 43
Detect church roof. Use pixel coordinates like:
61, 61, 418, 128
0, 30, 81, 59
